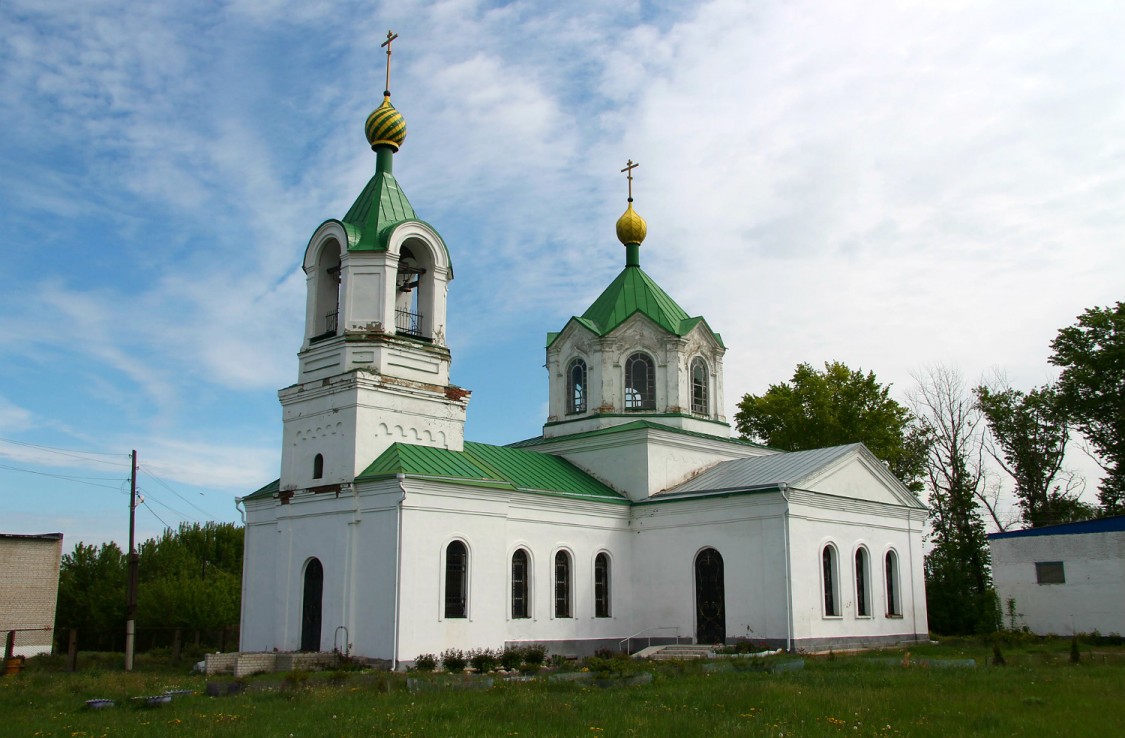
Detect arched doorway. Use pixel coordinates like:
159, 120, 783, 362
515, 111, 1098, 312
695, 548, 725, 644
301, 558, 323, 652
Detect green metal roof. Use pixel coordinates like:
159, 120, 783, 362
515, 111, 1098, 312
243, 478, 280, 501
547, 266, 723, 348
508, 420, 765, 449
356, 442, 626, 502
342, 170, 418, 251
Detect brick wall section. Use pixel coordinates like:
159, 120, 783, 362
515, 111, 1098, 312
0, 534, 63, 657
205, 651, 341, 676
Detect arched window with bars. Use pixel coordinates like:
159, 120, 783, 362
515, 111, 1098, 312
624, 353, 655, 411
566, 358, 587, 414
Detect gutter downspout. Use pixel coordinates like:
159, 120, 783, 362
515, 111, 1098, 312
392, 473, 407, 671
780, 483, 793, 653
234, 497, 246, 524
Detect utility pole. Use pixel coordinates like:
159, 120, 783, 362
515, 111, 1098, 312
124, 450, 139, 671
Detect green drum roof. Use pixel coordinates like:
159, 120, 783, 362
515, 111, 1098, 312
548, 265, 723, 348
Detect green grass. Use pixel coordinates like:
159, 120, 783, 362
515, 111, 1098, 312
2, 640, 1123, 737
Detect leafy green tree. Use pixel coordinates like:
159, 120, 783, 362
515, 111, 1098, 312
54, 542, 127, 651
911, 365, 999, 635
735, 361, 928, 493
975, 382, 1093, 528
1049, 301, 1125, 514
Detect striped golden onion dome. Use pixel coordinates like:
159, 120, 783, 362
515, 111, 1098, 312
615, 201, 647, 246
365, 94, 407, 151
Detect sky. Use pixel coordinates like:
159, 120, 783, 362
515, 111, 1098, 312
1, 0, 1122, 548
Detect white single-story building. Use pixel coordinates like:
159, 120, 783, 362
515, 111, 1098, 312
989, 516, 1125, 636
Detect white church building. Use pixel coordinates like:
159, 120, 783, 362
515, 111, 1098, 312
239, 46, 929, 664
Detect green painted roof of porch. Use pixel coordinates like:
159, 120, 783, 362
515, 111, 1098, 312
243, 478, 280, 501
547, 266, 723, 348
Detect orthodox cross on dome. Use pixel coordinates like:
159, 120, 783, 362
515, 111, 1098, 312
381, 30, 399, 95
620, 159, 639, 202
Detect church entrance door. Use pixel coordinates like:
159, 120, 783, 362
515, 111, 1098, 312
694, 548, 725, 645
301, 558, 323, 652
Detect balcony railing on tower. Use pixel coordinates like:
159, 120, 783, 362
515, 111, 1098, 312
310, 310, 339, 343
396, 309, 429, 341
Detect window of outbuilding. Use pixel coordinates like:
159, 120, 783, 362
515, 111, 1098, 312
512, 549, 530, 619
445, 541, 468, 618
690, 358, 708, 415
594, 552, 610, 618
567, 358, 587, 414
1035, 561, 1065, 585
624, 353, 655, 411
822, 545, 840, 617
554, 550, 572, 618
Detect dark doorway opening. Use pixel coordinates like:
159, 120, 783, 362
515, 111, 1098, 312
301, 558, 323, 652
695, 547, 726, 644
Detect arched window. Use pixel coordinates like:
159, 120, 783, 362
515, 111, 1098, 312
312, 453, 324, 480
554, 550, 572, 618
855, 547, 871, 617
395, 246, 428, 339
566, 358, 587, 414
313, 241, 342, 340
594, 553, 610, 618
300, 558, 323, 652
885, 550, 901, 617
690, 357, 709, 415
822, 545, 840, 617
511, 549, 530, 619
444, 541, 468, 618
624, 353, 655, 411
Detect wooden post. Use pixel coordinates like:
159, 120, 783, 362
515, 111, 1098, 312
4, 630, 14, 661
124, 450, 139, 671
67, 629, 78, 672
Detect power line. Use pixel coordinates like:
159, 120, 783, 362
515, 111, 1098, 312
136, 485, 200, 525
0, 437, 130, 467
138, 464, 216, 520
140, 498, 173, 531
0, 461, 129, 490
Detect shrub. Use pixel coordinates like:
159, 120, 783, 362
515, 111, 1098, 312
499, 647, 523, 671
284, 670, 310, 688
1070, 637, 1081, 664
440, 648, 467, 673
522, 644, 547, 665
469, 648, 498, 673
413, 653, 437, 672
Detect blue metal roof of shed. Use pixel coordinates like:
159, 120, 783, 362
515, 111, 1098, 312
988, 515, 1125, 540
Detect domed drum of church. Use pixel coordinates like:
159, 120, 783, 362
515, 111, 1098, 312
239, 41, 928, 664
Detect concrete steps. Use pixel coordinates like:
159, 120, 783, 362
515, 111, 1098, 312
647, 644, 716, 661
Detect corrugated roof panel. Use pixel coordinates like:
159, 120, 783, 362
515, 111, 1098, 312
360, 443, 497, 481
463, 442, 623, 500
667, 444, 860, 494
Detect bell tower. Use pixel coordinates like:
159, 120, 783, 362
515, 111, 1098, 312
278, 32, 470, 496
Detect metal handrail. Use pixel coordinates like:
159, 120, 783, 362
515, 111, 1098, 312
617, 625, 682, 654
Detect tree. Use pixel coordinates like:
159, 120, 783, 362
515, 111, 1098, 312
910, 365, 998, 635
1049, 301, 1125, 514
55, 542, 127, 651
735, 361, 928, 493
975, 380, 1092, 528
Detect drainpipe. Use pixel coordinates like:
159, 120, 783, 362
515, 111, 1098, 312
234, 497, 246, 524
780, 483, 793, 653
391, 473, 407, 671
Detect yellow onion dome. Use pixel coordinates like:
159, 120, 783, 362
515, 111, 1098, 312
365, 94, 407, 151
615, 201, 648, 246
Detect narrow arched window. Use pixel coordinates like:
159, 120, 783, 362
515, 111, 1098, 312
554, 550, 571, 618
566, 358, 587, 414
885, 550, 901, 617
822, 545, 839, 617
312, 453, 324, 480
594, 553, 610, 618
855, 548, 870, 617
690, 357, 709, 415
313, 241, 342, 340
445, 541, 468, 618
624, 353, 655, 410
511, 549, 530, 619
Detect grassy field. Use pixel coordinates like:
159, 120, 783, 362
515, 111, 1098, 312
2, 639, 1123, 737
